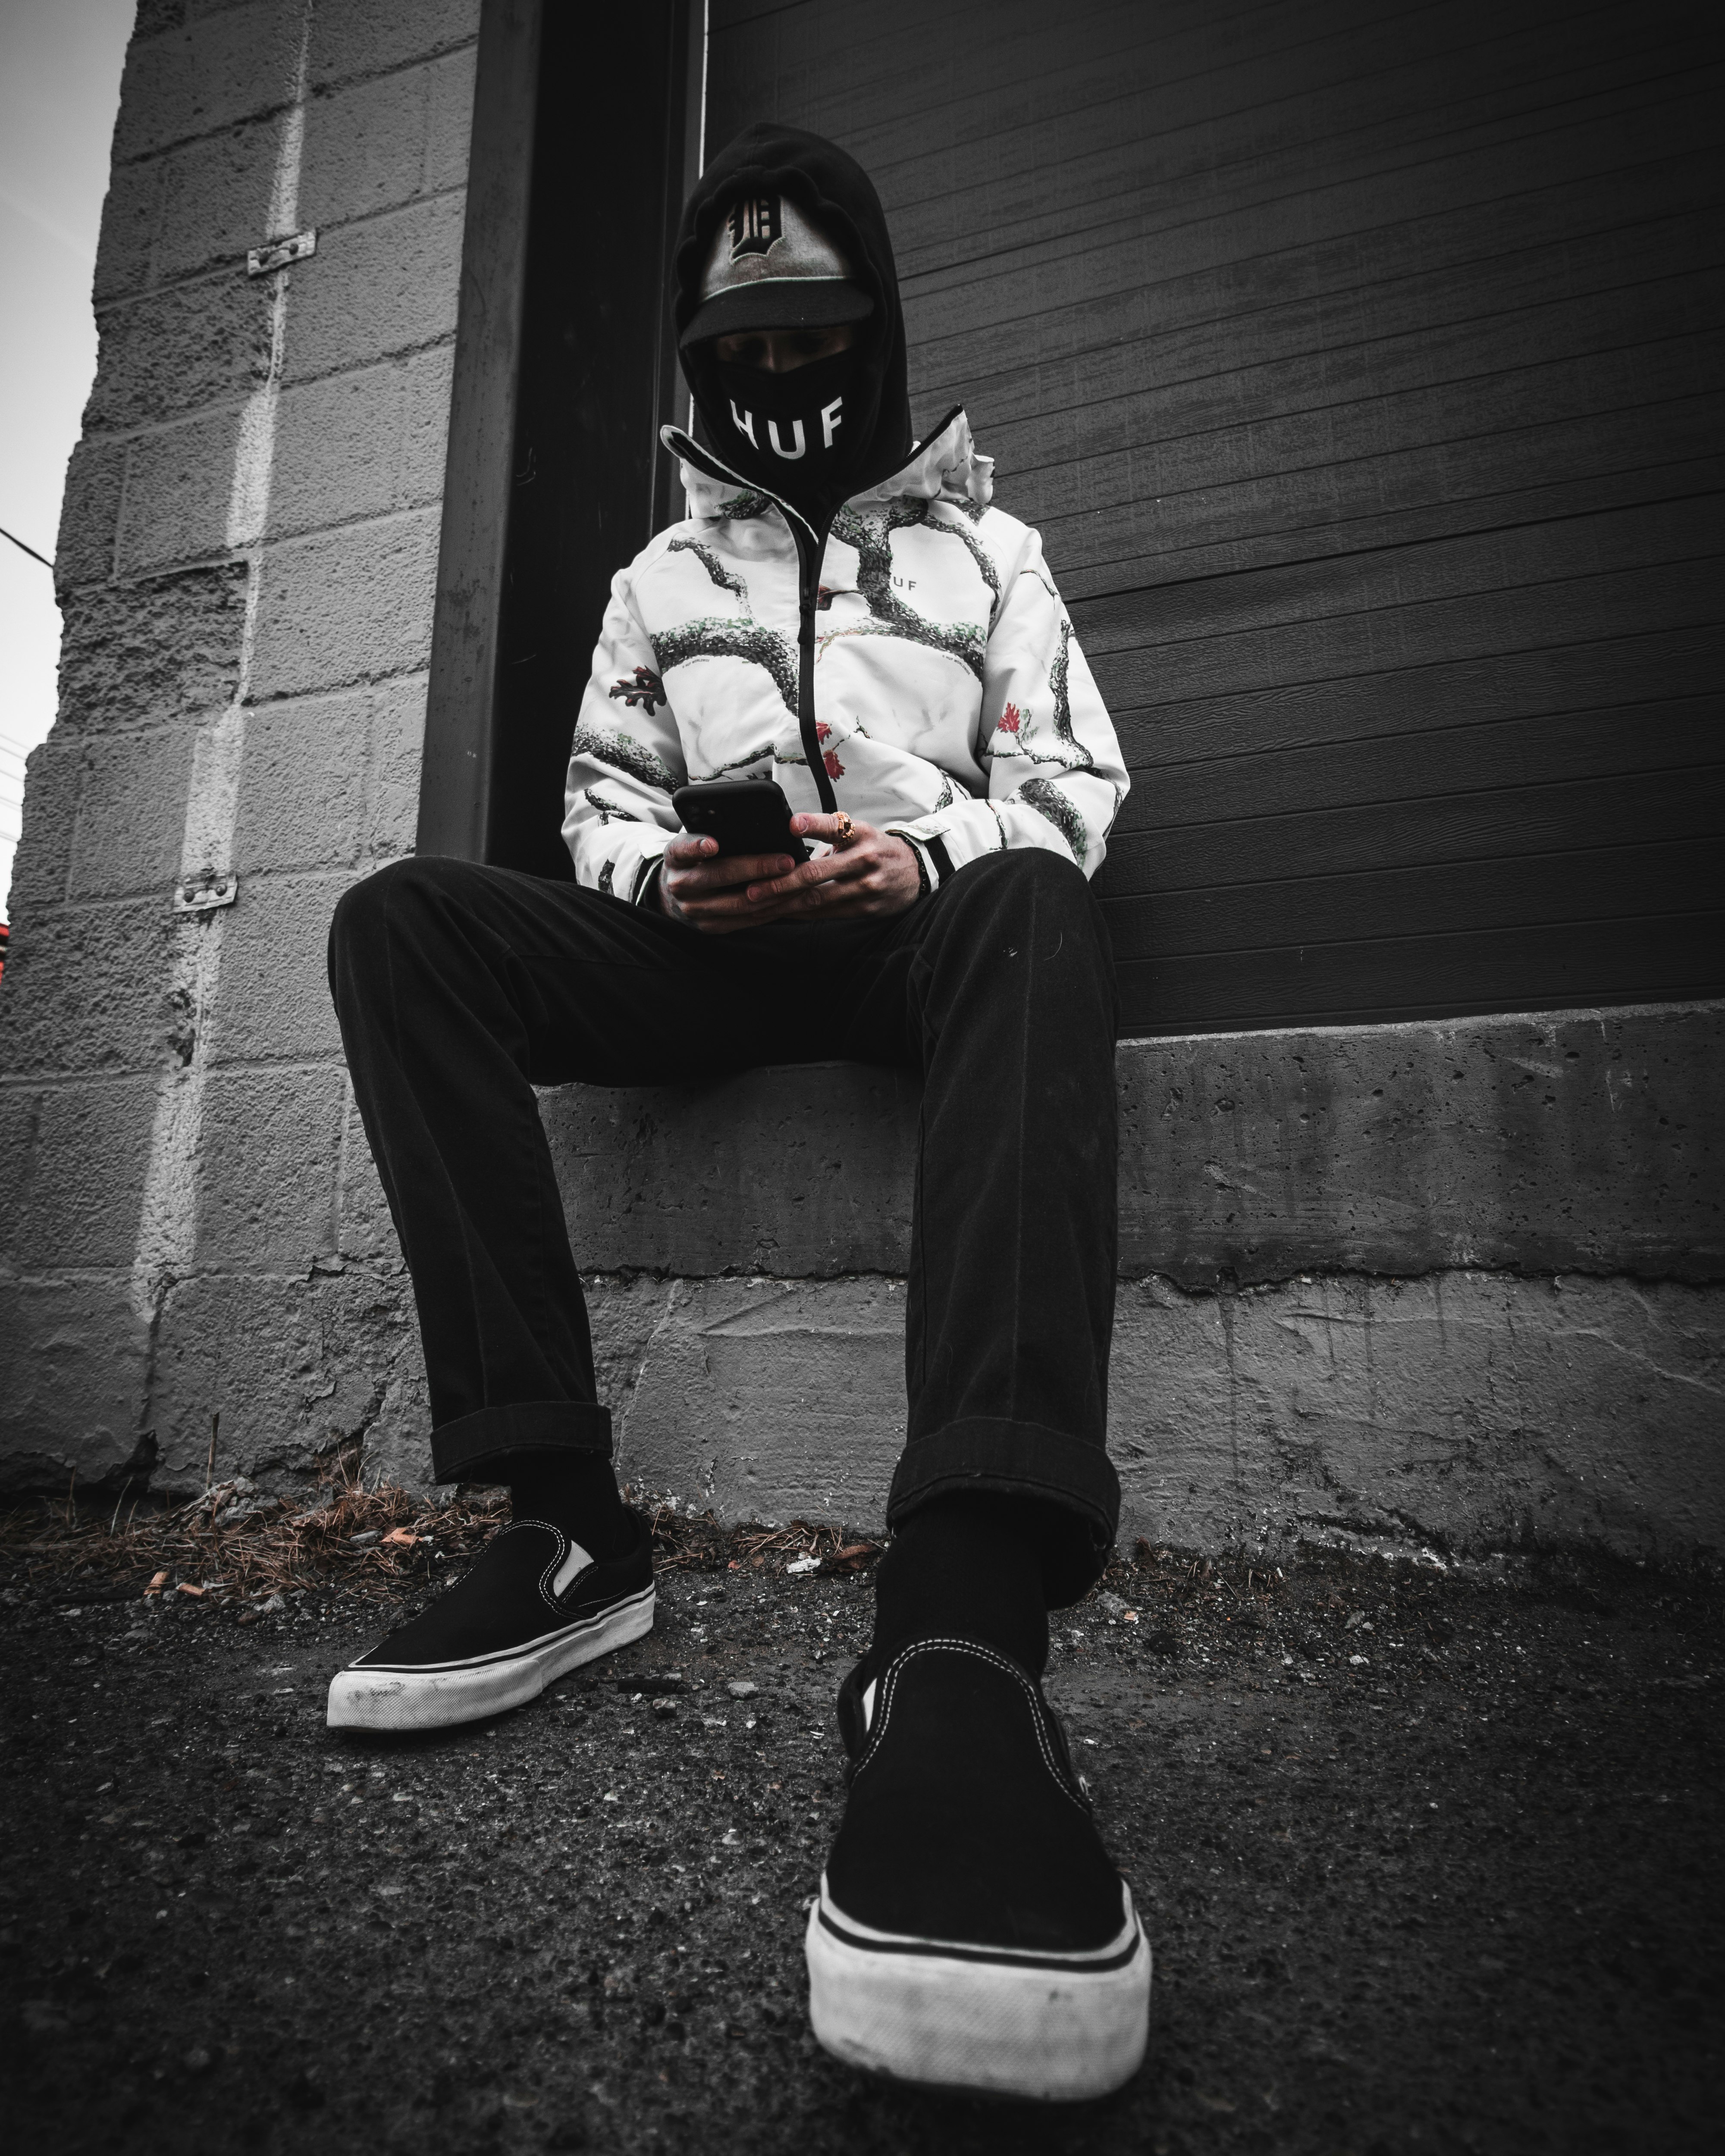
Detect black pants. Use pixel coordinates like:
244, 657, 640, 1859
327, 848, 1120, 1595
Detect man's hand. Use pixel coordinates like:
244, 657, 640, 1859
752, 813, 921, 920
656, 833, 800, 933
657, 814, 921, 933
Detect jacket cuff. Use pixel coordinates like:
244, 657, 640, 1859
580, 824, 671, 905
887, 798, 1009, 877
885, 830, 940, 895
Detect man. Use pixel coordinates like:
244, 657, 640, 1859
325, 124, 1146, 2100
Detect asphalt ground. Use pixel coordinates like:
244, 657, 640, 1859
1, 1529, 1719, 2154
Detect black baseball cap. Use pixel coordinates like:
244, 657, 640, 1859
679, 189, 875, 346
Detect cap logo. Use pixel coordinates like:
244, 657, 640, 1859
728, 194, 782, 261
688, 193, 872, 336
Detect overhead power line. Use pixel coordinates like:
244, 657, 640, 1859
0, 524, 54, 570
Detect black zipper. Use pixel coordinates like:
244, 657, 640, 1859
790, 518, 834, 812
659, 409, 968, 821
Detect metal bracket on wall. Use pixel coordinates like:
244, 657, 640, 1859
247, 229, 316, 276
173, 872, 238, 915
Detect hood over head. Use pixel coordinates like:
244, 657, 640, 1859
672, 124, 913, 523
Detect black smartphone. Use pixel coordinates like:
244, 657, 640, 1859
671, 777, 810, 863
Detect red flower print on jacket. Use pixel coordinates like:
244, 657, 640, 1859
609, 666, 665, 717
823, 749, 845, 780
998, 702, 1022, 733
815, 722, 832, 743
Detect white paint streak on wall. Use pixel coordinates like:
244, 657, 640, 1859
684, 1, 708, 440
130, 7, 314, 1328
696, 0, 709, 174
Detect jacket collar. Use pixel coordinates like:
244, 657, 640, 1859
660, 406, 995, 533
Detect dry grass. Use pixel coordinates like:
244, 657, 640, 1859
647, 1505, 880, 1578
0, 1459, 881, 1619
0, 1458, 505, 1615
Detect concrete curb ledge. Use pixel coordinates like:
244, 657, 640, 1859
4, 1006, 1719, 1566
543, 1002, 1722, 1284
545, 1003, 1725, 1565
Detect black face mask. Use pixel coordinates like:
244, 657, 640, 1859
712, 348, 859, 508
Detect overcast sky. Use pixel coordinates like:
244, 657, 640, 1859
0, 0, 135, 918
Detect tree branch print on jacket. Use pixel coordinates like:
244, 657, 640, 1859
565, 723, 677, 793
713, 488, 773, 523
827, 503, 987, 680
896, 498, 1003, 629
990, 623, 1093, 774
651, 617, 800, 721
1018, 777, 1088, 865
582, 786, 644, 825
666, 538, 750, 605
648, 539, 802, 722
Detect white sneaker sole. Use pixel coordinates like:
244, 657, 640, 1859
805, 1875, 1151, 2102
326, 1583, 655, 1732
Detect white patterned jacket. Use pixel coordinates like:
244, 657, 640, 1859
561, 410, 1129, 903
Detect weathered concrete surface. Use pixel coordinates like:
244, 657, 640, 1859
544, 1065, 928, 1280
14, 1254, 1717, 1570
529, 1005, 1725, 1567
543, 1001, 1725, 1285
0, 1279, 153, 1496
1117, 1002, 1722, 1286
592, 1278, 911, 1530
0, 1264, 431, 1507
1106, 1271, 1725, 1562
586, 1269, 1725, 1564
144, 1271, 431, 1492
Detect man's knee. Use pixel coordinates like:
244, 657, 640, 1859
944, 845, 1097, 931
935, 849, 1114, 1025
329, 856, 463, 971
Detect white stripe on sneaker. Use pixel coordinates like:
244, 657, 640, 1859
550, 1537, 594, 1596
345, 1583, 653, 1675
815, 1875, 1145, 1969
325, 1584, 655, 1732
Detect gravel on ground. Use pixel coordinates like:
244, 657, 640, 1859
2, 1512, 1719, 2154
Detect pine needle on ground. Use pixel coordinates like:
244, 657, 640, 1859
0, 1460, 882, 1618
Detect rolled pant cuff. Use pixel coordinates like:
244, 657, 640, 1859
886, 1417, 1121, 1549
430, 1401, 613, 1486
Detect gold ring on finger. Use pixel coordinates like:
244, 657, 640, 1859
833, 812, 854, 841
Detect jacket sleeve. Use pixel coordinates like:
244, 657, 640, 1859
561, 568, 687, 903
883, 521, 1128, 884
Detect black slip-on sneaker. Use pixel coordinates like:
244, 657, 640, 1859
326, 1511, 654, 1732
806, 1636, 1151, 2102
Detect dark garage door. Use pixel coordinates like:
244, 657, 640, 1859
705, 0, 1725, 1034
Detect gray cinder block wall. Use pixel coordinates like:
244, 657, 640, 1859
2, 0, 1721, 1566
2, 0, 481, 1498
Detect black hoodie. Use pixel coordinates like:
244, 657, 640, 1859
665, 127, 960, 812
673, 123, 917, 519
